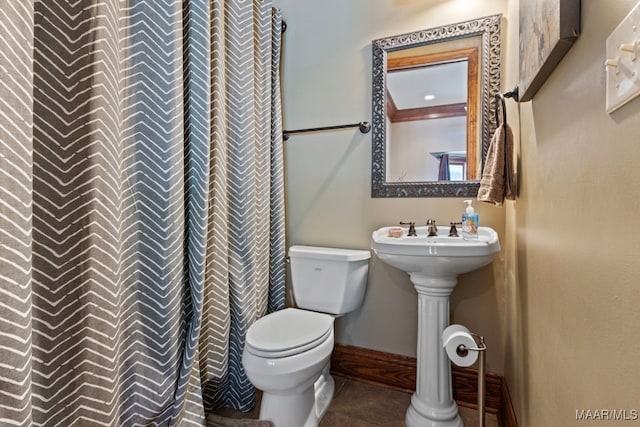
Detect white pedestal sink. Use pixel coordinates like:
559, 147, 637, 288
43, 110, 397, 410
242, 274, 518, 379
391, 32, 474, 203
371, 225, 500, 427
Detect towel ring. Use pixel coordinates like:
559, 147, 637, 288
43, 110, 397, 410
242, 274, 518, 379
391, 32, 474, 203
494, 87, 519, 129
494, 93, 507, 129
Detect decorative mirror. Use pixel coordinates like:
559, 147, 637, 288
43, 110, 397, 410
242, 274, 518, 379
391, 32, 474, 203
371, 14, 502, 197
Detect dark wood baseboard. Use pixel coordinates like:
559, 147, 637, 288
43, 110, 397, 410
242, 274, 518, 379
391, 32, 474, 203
330, 342, 417, 393
330, 343, 517, 427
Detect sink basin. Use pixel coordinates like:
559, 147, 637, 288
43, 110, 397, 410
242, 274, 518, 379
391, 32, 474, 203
371, 224, 500, 427
371, 225, 500, 276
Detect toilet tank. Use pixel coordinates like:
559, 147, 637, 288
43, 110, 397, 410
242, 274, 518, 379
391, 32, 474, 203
288, 245, 370, 315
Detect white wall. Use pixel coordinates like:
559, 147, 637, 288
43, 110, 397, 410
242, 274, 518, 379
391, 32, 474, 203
273, 0, 509, 373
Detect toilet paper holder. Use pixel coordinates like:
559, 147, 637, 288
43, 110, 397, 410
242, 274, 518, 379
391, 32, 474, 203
447, 331, 488, 427
454, 332, 486, 357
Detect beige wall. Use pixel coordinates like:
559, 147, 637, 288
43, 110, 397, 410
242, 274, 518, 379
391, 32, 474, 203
505, 0, 640, 425
272, 0, 509, 373
270, 0, 640, 424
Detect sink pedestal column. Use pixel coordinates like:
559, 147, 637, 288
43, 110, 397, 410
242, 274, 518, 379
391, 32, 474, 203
406, 274, 462, 427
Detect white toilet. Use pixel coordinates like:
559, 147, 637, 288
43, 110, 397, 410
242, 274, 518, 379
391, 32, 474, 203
242, 245, 370, 427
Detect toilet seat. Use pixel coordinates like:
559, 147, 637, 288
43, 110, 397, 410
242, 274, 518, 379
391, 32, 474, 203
245, 308, 333, 358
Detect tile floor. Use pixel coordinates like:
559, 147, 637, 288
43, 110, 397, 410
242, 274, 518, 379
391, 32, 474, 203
214, 376, 499, 427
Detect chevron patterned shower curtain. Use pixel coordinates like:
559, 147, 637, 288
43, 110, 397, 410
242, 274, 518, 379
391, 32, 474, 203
0, 1, 285, 426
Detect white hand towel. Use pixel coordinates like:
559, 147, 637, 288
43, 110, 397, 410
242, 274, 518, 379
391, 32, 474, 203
477, 124, 515, 206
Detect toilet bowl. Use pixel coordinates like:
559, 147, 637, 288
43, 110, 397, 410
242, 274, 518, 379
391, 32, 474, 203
242, 245, 370, 427
242, 308, 335, 427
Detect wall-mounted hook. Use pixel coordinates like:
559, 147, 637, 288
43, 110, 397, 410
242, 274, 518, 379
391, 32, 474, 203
502, 86, 519, 102
605, 57, 620, 67
619, 41, 638, 54
619, 41, 639, 62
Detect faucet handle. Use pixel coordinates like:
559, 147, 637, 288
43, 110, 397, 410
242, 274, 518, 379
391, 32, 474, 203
449, 222, 462, 237
399, 221, 417, 237
426, 219, 436, 225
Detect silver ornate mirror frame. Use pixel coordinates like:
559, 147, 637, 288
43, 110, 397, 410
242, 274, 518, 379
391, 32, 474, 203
371, 14, 502, 197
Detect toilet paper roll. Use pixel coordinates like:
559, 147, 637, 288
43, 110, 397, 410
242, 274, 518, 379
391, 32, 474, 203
442, 324, 479, 367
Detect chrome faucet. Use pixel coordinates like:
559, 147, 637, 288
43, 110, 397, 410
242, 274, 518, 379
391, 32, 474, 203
426, 219, 437, 236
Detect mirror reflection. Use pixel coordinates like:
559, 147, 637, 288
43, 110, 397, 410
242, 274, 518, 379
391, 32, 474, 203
386, 44, 479, 182
371, 15, 502, 197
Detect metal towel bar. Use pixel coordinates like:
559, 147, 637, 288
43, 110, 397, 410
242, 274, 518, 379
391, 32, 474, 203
283, 121, 371, 140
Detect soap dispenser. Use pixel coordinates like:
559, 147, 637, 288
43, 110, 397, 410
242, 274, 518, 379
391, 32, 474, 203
462, 199, 479, 239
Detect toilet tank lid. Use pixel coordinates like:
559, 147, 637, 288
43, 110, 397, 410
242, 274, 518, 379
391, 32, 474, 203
289, 245, 370, 262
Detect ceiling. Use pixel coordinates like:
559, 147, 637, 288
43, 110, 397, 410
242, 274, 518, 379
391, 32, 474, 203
386, 60, 468, 109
